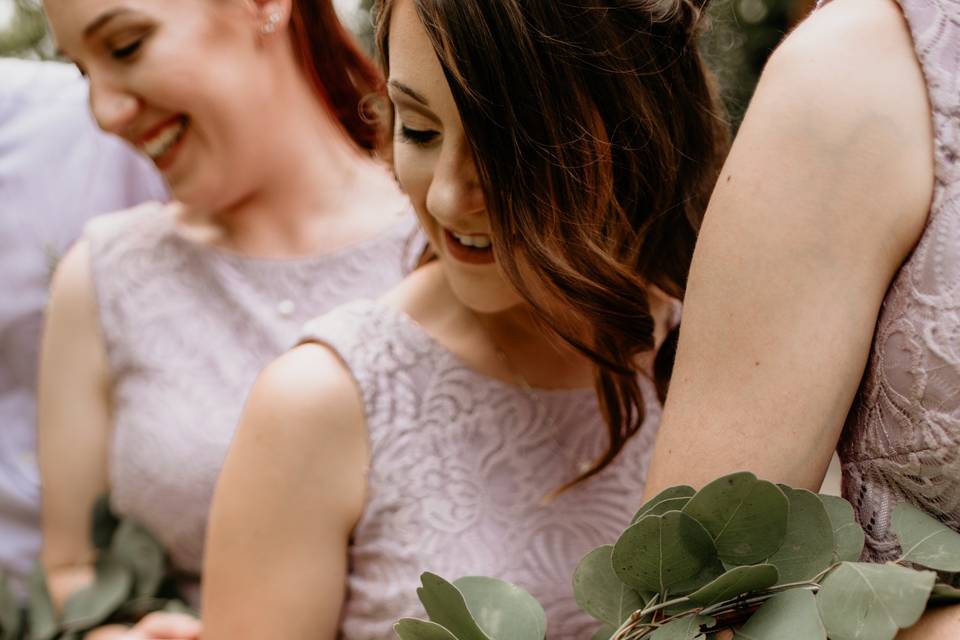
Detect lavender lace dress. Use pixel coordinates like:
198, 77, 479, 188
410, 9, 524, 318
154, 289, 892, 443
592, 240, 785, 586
299, 300, 660, 639
85, 203, 416, 600
821, 0, 960, 564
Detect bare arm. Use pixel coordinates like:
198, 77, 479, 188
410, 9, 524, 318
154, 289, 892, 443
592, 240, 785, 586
201, 344, 368, 640
645, 0, 934, 496
37, 239, 112, 610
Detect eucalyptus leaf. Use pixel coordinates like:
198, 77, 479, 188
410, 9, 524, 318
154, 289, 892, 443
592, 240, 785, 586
0, 574, 21, 640
394, 618, 460, 640
891, 502, 960, 572
416, 573, 491, 640
162, 599, 197, 616
687, 564, 779, 607
766, 488, 834, 584
574, 546, 644, 626
734, 590, 825, 640
591, 623, 617, 640
633, 486, 696, 523
61, 558, 133, 631
649, 614, 713, 639
612, 511, 724, 596
26, 563, 57, 640
683, 473, 788, 565
816, 561, 935, 640
454, 576, 546, 640
928, 582, 960, 606
819, 495, 865, 563
110, 520, 166, 598
91, 495, 120, 552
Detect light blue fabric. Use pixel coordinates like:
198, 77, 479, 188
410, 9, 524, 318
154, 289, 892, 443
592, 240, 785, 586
0, 59, 166, 598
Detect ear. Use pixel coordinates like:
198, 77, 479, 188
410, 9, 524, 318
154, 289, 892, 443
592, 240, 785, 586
252, 0, 293, 36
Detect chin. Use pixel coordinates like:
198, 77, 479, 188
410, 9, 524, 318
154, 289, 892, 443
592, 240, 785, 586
445, 269, 525, 315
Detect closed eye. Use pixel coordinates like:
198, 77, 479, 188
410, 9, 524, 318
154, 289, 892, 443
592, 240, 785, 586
110, 39, 143, 60
398, 125, 439, 146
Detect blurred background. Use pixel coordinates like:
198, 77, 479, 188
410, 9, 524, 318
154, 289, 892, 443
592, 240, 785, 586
1, 0, 817, 129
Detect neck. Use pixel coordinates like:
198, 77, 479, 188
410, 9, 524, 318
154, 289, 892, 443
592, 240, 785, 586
466, 297, 595, 391
183, 48, 399, 257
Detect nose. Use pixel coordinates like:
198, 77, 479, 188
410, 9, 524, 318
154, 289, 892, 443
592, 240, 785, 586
426, 139, 486, 225
88, 76, 139, 138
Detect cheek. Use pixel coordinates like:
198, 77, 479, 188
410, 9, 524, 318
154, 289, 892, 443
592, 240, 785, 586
393, 145, 434, 208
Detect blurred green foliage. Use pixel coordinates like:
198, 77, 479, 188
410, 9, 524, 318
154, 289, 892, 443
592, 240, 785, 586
0, 0, 54, 59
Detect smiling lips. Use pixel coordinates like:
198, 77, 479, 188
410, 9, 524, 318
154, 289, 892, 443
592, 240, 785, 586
444, 229, 495, 265
136, 115, 188, 170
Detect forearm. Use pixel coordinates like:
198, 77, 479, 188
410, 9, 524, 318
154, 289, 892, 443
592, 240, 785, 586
897, 605, 960, 640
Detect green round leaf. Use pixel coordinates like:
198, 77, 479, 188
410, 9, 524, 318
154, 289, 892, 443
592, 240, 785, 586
633, 486, 696, 523
110, 520, 167, 598
591, 623, 617, 640
687, 564, 779, 607
61, 558, 133, 631
394, 618, 460, 640
454, 576, 547, 640
816, 562, 936, 640
891, 502, 960, 572
735, 590, 825, 640
819, 495, 865, 563
766, 488, 834, 584
0, 574, 22, 640
682, 473, 789, 565
612, 511, 724, 596
928, 582, 960, 606
27, 562, 58, 640
649, 614, 714, 639
416, 573, 491, 640
573, 546, 644, 626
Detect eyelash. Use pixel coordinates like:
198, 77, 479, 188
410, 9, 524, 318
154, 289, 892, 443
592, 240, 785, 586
398, 125, 439, 147
110, 38, 144, 61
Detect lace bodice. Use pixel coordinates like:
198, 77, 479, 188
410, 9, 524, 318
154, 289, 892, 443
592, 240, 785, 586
825, 0, 960, 564
84, 203, 417, 586
299, 300, 659, 639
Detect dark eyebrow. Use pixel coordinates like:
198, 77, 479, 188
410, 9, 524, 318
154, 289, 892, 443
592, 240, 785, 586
83, 8, 134, 39
388, 80, 429, 106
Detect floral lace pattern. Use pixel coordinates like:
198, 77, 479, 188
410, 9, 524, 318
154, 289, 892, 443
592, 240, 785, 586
300, 300, 659, 639
85, 203, 417, 583
827, 0, 960, 564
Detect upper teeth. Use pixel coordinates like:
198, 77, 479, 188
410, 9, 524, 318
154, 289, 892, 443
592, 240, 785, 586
452, 232, 492, 249
142, 120, 185, 160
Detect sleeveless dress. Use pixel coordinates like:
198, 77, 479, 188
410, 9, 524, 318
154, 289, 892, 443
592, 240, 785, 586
820, 0, 960, 564
299, 300, 660, 639
84, 203, 417, 600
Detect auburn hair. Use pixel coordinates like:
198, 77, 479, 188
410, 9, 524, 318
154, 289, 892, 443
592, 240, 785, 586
289, 1, 385, 151
375, 0, 729, 487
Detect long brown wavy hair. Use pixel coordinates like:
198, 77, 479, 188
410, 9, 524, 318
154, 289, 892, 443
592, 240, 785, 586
374, 0, 729, 488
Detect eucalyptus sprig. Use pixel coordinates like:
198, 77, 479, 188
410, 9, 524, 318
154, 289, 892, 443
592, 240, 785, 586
22, 497, 194, 640
394, 472, 960, 640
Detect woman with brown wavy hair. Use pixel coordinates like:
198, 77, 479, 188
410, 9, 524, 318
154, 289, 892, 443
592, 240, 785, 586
37, 0, 413, 638
201, 0, 727, 637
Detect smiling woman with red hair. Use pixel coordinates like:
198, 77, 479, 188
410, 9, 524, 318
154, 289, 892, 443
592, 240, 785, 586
36, 1, 416, 638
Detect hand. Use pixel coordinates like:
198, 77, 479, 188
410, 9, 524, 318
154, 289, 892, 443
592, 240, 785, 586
84, 626, 133, 640
85, 613, 201, 640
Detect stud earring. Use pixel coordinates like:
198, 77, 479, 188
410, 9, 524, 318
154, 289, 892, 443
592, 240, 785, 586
261, 11, 281, 35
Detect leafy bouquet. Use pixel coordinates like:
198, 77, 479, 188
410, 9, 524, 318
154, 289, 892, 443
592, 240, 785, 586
0, 497, 193, 640
394, 472, 960, 640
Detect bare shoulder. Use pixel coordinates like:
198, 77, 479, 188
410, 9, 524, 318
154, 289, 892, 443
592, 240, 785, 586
734, 0, 934, 253
241, 343, 366, 447
47, 239, 101, 337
